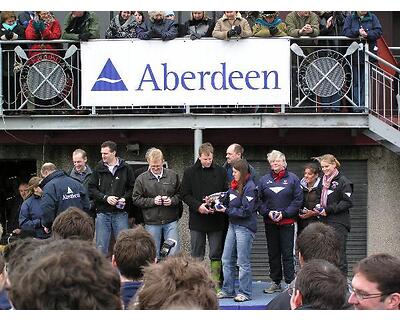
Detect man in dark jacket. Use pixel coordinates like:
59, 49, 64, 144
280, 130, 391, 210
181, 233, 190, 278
132, 148, 181, 259
88, 140, 135, 256
181, 142, 228, 285
40, 163, 90, 229
136, 11, 178, 41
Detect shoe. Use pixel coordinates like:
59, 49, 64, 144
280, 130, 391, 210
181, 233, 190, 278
263, 282, 282, 294
217, 291, 234, 299
234, 293, 251, 302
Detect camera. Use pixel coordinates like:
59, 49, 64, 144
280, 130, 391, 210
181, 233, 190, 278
159, 238, 177, 261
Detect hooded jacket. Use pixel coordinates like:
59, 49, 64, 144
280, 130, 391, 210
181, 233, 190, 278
105, 13, 137, 39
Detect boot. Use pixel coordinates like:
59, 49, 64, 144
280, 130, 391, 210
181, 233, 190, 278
210, 259, 222, 291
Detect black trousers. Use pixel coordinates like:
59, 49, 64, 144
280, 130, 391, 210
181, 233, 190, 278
265, 223, 295, 284
327, 222, 349, 276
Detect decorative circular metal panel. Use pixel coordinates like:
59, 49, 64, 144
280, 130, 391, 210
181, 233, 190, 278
298, 49, 352, 105
20, 53, 74, 107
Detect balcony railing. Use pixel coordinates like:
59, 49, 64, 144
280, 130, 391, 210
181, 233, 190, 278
0, 37, 397, 119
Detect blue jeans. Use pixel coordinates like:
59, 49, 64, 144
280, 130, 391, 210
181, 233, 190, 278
95, 212, 129, 255
221, 224, 255, 298
145, 220, 180, 259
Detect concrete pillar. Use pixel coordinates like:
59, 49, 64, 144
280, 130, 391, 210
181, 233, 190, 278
194, 128, 203, 163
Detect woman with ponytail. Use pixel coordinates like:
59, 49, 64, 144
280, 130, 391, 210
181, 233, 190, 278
315, 154, 353, 276
216, 159, 258, 302
19, 176, 48, 239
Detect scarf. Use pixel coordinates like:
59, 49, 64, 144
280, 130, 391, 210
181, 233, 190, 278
2, 22, 17, 31
230, 173, 250, 194
320, 168, 339, 207
255, 17, 282, 28
272, 169, 285, 182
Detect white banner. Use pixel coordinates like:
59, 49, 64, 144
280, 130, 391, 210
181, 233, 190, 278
81, 38, 290, 106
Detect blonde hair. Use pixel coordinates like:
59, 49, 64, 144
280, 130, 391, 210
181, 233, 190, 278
147, 148, 164, 163
314, 154, 341, 169
27, 176, 42, 197
267, 150, 287, 168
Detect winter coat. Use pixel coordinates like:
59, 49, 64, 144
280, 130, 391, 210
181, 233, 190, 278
298, 177, 322, 232
285, 11, 320, 37
105, 14, 137, 39
40, 170, 90, 227
19, 195, 46, 238
212, 12, 252, 40
132, 168, 181, 225
319, 172, 353, 231
181, 159, 228, 232
224, 178, 258, 233
0, 23, 25, 77
25, 19, 62, 58
252, 17, 287, 37
136, 19, 178, 41
88, 158, 135, 213
62, 11, 100, 41
258, 169, 303, 225
182, 15, 215, 38
342, 12, 382, 52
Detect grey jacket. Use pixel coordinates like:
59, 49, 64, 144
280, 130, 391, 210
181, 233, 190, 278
132, 168, 181, 225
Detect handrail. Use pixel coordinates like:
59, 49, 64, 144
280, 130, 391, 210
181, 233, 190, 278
365, 49, 400, 74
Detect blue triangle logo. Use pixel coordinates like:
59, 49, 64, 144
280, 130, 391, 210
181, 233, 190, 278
91, 58, 128, 91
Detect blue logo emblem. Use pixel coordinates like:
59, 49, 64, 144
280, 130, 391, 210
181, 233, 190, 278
91, 58, 127, 91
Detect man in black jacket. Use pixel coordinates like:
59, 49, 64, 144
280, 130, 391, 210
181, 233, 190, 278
181, 142, 228, 286
88, 141, 135, 256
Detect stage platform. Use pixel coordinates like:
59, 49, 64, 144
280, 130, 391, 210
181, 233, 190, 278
218, 281, 281, 310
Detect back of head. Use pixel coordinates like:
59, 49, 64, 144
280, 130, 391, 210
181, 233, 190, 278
9, 239, 122, 309
113, 226, 156, 280
297, 222, 340, 267
40, 162, 57, 177
295, 259, 347, 310
353, 253, 400, 296
131, 254, 218, 310
51, 207, 94, 241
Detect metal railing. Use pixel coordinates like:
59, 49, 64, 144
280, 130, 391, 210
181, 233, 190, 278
366, 46, 400, 130
0, 37, 372, 115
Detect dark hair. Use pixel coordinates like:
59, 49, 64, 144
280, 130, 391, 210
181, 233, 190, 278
9, 239, 122, 309
303, 162, 321, 175
295, 259, 347, 310
130, 254, 218, 310
51, 207, 94, 241
101, 140, 117, 153
113, 226, 156, 280
232, 159, 249, 195
3, 238, 45, 286
296, 222, 340, 267
353, 253, 400, 301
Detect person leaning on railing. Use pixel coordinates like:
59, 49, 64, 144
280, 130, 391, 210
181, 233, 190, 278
62, 11, 100, 42
252, 11, 287, 37
212, 11, 252, 40
105, 11, 138, 39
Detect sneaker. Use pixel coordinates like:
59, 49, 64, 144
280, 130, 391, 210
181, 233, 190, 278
263, 282, 282, 294
217, 291, 234, 299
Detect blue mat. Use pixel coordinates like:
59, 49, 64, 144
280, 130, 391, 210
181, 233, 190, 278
219, 281, 280, 310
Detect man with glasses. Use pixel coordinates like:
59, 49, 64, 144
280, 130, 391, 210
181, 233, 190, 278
348, 253, 400, 310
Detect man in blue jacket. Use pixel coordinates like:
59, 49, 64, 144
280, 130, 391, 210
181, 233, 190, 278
40, 162, 90, 229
